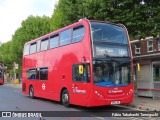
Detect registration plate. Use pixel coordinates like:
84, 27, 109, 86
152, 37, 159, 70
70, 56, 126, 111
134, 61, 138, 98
111, 101, 120, 105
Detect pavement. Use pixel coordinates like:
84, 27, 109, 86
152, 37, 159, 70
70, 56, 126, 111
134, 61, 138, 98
123, 94, 160, 111
4, 82, 22, 89
3, 83, 160, 111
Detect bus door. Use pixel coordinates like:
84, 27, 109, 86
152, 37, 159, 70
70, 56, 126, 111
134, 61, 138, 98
71, 63, 91, 106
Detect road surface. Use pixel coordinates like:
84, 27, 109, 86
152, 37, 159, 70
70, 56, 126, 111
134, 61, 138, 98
0, 84, 158, 120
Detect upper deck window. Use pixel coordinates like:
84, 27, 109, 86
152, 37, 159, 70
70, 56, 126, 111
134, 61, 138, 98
41, 38, 49, 51
37, 40, 40, 52
72, 25, 85, 43
30, 43, 37, 54
23, 44, 30, 55
60, 29, 71, 46
90, 22, 127, 44
50, 34, 59, 49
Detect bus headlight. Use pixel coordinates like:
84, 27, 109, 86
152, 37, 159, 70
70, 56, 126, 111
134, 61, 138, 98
127, 89, 133, 96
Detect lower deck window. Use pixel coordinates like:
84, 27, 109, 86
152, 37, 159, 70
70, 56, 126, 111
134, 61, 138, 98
27, 67, 48, 80
27, 69, 37, 80
40, 68, 48, 80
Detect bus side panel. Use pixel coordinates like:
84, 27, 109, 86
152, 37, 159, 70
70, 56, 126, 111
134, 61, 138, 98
22, 19, 94, 106
44, 48, 61, 101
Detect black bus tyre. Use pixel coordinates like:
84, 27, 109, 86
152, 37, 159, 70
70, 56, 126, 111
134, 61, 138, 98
61, 89, 70, 107
29, 86, 34, 99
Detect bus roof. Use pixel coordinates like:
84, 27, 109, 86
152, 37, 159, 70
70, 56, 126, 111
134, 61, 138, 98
24, 19, 90, 46
24, 19, 122, 46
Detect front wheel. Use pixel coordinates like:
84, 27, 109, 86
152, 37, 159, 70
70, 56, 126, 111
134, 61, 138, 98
29, 86, 34, 99
61, 89, 70, 107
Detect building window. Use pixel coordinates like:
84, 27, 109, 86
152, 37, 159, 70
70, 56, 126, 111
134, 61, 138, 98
147, 40, 153, 52
153, 64, 160, 81
158, 39, 160, 51
134, 43, 141, 54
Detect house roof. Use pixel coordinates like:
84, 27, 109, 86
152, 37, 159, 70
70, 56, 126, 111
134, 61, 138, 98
130, 36, 153, 43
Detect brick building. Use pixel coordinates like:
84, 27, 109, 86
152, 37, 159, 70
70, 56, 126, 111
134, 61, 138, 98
131, 37, 160, 98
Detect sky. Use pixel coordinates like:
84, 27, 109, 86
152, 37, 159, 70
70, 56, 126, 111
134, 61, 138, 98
0, 0, 58, 43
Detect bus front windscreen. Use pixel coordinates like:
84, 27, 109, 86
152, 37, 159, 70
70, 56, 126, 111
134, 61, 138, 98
91, 22, 132, 87
93, 59, 132, 87
91, 22, 127, 44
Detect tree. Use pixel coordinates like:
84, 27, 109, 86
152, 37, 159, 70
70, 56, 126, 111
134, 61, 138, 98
51, 0, 86, 30
9, 15, 52, 74
0, 41, 12, 70
1, 0, 160, 75
51, 0, 160, 39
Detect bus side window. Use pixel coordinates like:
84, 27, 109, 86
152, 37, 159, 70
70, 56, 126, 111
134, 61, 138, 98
36, 68, 40, 80
40, 67, 48, 80
50, 34, 59, 49
27, 69, 36, 80
72, 64, 90, 82
37, 40, 40, 52
72, 25, 85, 43
23, 44, 30, 55
30, 42, 37, 54
41, 38, 49, 51
60, 29, 71, 46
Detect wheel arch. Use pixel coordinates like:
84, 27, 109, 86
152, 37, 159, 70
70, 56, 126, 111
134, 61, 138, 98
28, 84, 33, 95
60, 87, 68, 100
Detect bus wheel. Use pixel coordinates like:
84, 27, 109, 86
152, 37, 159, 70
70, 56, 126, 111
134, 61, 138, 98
29, 86, 34, 99
61, 89, 70, 107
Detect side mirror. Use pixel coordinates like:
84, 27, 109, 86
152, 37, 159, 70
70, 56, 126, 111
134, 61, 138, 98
79, 65, 84, 74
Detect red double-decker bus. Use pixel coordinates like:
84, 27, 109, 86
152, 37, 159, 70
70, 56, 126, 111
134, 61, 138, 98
0, 65, 4, 85
22, 19, 134, 107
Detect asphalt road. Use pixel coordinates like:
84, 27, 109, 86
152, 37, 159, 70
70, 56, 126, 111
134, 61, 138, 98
0, 85, 158, 120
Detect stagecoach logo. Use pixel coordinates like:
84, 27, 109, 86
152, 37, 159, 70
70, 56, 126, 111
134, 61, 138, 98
96, 47, 113, 56
109, 88, 123, 94
72, 86, 86, 94
42, 83, 46, 90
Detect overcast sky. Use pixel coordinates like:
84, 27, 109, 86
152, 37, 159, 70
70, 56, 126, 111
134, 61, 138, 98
0, 0, 58, 43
